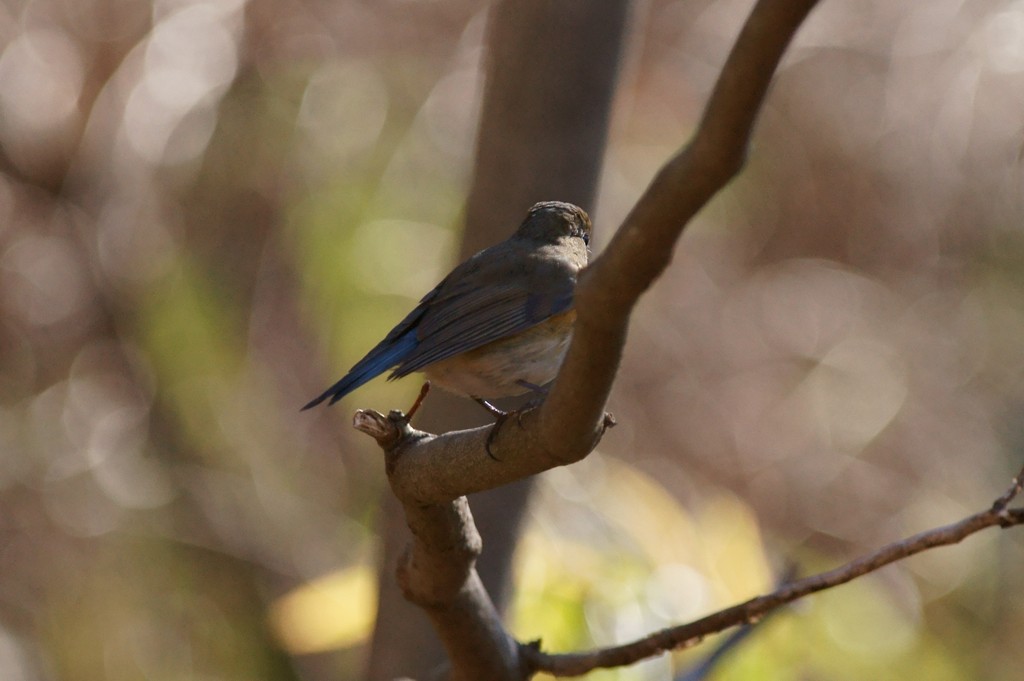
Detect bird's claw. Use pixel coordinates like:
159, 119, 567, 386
485, 414, 508, 460
483, 405, 540, 460
474, 392, 545, 460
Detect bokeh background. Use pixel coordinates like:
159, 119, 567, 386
3, 0, 1024, 679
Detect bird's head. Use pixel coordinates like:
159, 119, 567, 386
517, 201, 592, 247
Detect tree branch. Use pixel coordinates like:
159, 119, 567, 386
356, 409, 526, 681
357, 0, 824, 678
526, 465, 1024, 677
542, 0, 822, 462
368, 0, 630, 673
372, 0, 825, 500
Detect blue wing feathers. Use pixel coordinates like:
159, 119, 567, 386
301, 331, 419, 410
391, 283, 575, 378
304, 213, 586, 408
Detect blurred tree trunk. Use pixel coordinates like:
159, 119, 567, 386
365, 1, 629, 678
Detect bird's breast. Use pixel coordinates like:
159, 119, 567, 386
423, 311, 575, 398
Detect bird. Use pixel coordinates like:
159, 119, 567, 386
302, 201, 592, 418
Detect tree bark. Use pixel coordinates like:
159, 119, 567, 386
365, 1, 629, 678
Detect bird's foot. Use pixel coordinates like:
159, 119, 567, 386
515, 380, 552, 418
405, 382, 431, 422
473, 397, 507, 419
484, 413, 510, 461
472, 397, 509, 460
474, 388, 552, 460
473, 395, 520, 458
516, 379, 548, 397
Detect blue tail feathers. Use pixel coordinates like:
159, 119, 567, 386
301, 331, 419, 410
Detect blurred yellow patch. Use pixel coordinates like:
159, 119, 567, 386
512, 458, 972, 680
512, 455, 774, 661
269, 565, 377, 654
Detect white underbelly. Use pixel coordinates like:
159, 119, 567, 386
424, 329, 573, 398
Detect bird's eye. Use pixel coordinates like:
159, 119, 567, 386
571, 225, 589, 245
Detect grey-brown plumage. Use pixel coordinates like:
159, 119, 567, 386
303, 201, 591, 410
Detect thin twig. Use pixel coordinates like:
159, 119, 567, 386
527, 465, 1024, 677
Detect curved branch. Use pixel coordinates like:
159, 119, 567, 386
527, 466, 1024, 677
540, 0, 822, 461
377, 0, 824, 503
360, 1, 825, 679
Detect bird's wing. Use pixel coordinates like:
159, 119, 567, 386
389, 257, 577, 378
300, 300, 430, 409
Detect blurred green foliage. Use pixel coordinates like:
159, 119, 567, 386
1, 1, 1024, 680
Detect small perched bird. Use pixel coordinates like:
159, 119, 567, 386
302, 201, 591, 415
